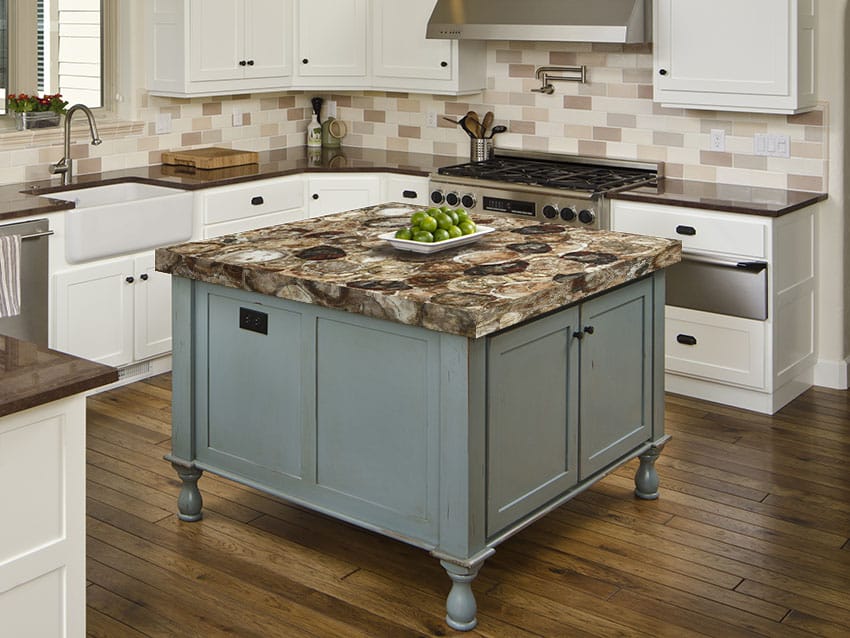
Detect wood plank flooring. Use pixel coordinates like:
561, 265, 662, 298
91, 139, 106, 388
85, 375, 850, 637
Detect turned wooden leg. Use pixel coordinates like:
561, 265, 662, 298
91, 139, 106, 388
634, 446, 662, 500
440, 560, 482, 632
173, 463, 204, 521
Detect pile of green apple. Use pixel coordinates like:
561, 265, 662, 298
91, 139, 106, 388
394, 207, 477, 243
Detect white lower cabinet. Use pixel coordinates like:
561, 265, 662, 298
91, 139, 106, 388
381, 174, 430, 206
53, 253, 172, 367
307, 174, 382, 217
0, 397, 86, 638
611, 199, 817, 414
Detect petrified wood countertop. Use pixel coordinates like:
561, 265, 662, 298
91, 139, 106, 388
156, 203, 682, 338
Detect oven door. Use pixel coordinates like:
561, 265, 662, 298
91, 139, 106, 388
666, 252, 767, 321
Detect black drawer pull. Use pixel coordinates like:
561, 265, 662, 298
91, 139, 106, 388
402, 190, 418, 199
239, 60, 247, 67
440, 61, 448, 67
676, 225, 697, 236
251, 196, 264, 206
125, 276, 134, 284
140, 273, 149, 281
677, 334, 698, 346
312, 194, 319, 200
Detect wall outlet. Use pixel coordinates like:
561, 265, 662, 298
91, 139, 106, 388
754, 133, 790, 158
155, 112, 171, 135
426, 111, 438, 128
232, 108, 243, 127
326, 100, 337, 119
709, 129, 726, 152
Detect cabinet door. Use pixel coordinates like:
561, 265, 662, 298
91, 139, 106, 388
579, 278, 653, 479
244, 0, 292, 80
54, 260, 134, 367
296, 0, 367, 77
134, 254, 173, 361
373, 0, 452, 81
307, 175, 382, 218
486, 308, 579, 536
382, 174, 430, 206
189, 0, 245, 82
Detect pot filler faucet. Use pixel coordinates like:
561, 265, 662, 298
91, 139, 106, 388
50, 104, 102, 185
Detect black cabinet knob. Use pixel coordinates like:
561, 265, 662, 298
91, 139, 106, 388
302, 58, 309, 64
583, 326, 595, 335
239, 60, 247, 67
440, 61, 448, 67
251, 196, 264, 206
572, 331, 584, 340
312, 193, 319, 200
125, 276, 134, 284
677, 334, 698, 346
247, 60, 254, 66
140, 273, 149, 281
402, 190, 418, 199
659, 68, 668, 76
676, 225, 697, 236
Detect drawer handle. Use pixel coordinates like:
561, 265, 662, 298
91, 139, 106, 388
677, 334, 698, 346
402, 190, 418, 199
251, 196, 264, 206
676, 225, 697, 236
125, 276, 135, 284
140, 273, 149, 281
312, 194, 319, 200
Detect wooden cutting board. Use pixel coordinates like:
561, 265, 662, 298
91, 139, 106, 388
161, 147, 259, 170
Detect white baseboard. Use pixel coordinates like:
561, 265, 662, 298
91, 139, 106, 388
813, 357, 849, 390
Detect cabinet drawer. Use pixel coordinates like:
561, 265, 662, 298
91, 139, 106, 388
665, 306, 765, 389
204, 209, 306, 239
612, 201, 767, 258
202, 178, 304, 224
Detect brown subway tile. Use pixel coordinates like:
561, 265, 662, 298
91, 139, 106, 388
549, 52, 578, 66
578, 140, 607, 156
287, 107, 307, 121
397, 99, 421, 113
279, 96, 296, 108
75, 157, 102, 175
733, 154, 768, 170
607, 113, 636, 128
510, 120, 536, 135
622, 68, 652, 83
148, 150, 163, 165
398, 125, 421, 139
787, 110, 823, 126
653, 131, 684, 147
700, 150, 733, 167
563, 95, 592, 110
637, 84, 653, 99
242, 113, 251, 126
203, 102, 223, 116
608, 84, 638, 99
508, 64, 536, 78
202, 129, 223, 144
593, 127, 621, 142
496, 50, 523, 64
787, 174, 824, 191
804, 126, 823, 142
181, 131, 203, 146
364, 110, 386, 123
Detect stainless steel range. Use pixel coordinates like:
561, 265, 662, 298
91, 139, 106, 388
429, 150, 661, 229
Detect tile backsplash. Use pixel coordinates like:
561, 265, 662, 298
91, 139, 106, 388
0, 42, 827, 192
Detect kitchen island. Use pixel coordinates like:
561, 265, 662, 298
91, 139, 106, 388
156, 203, 681, 631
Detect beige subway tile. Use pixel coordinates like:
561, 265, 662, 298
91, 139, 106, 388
202, 129, 223, 144
593, 127, 621, 142
549, 51, 578, 66
653, 131, 684, 147
181, 131, 203, 146
733, 121, 769, 136
700, 150, 733, 167
790, 141, 824, 159
563, 95, 593, 110
565, 124, 594, 139
804, 126, 823, 143
787, 110, 823, 126
607, 113, 636, 128
192, 117, 213, 131
510, 120, 536, 135
635, 145, 668, 162
607, 84, 638, 99
397, 99, 421, 113
699, 120, 733, 134
508, 64, 536, 78
787, 174, 824, 191
622, 68, 652, 84
496, 49, 523, 64
203, 102, 223, 116
578, 140, 606, 156
637, 84, 653, 100
683, 164, 718, 182
75, 157, 102, 175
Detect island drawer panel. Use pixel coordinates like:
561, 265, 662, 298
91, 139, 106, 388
201, 177, 305, 225
611, 201, 767, 258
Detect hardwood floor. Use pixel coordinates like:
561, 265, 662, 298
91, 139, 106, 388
85, 375, 850, 637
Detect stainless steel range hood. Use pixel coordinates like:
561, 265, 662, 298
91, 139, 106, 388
426, 0, 651, 44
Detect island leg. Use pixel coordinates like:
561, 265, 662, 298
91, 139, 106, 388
440, 560, 484, 631
634, 444, 664, 500
172, 462, 204, 521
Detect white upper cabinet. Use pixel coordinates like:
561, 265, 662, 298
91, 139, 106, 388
653, 0, 816, 114
295, 0, 368, 83
148, 0, 293, 97
371, 0, 486, 94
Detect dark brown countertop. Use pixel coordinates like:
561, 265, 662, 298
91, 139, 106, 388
156, 202, 681, 339
609, 178, 827, 217
0, 335, 118, 417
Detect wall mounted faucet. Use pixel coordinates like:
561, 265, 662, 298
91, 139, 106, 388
50, 104, 102, 185
531, 66, 588, 94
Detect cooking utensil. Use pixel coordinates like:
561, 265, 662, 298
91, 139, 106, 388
465, 111, 483, 138
444, 114, 478, 139
480, 111, 494, 137
487, 124, 507, 139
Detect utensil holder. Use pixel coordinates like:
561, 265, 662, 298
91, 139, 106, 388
470, 138, 494, 162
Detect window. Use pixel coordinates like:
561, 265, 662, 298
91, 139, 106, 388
1, 0, 106, 116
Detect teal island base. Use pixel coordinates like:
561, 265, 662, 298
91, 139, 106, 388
167, 273, 669, 631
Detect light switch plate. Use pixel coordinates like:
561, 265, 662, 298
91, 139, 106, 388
754, 133, 790, 158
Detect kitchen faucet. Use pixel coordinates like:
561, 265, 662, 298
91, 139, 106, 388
50, 104, 102, 184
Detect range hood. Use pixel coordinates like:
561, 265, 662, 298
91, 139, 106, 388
426, 0, 651, 44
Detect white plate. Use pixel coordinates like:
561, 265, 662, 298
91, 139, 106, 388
379, 226, 495, 254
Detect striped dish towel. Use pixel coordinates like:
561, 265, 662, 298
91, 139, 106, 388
0, 234, 21, 318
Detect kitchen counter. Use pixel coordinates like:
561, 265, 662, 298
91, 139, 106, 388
610, 178, 827, 216
156, 203, 681, 338
0, 334, 118, 417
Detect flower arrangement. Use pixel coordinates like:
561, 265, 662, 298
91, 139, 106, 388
7, 93, 68, 114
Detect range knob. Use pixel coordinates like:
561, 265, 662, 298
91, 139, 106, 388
542, 204, 559, 219
445, 192, 460, 207
460, 193, 477, 209
560, 206, 577, 222
578, 208, 596, 225
430, 190, 445, 205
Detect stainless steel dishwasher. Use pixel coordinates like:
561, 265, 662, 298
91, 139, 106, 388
0, 218, 52, 346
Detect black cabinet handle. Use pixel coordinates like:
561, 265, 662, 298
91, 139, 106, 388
302, 58, 309, 64
583, 325, 595, 335
312, 194, 319, 200
140, 274, 149, 281
572, 331, 584, 340
402, 190, 418, 199
251, 196, 264, 206
247, 60, 254, 66
440, 61, 448, 67
676, 225, 697, 236
125, 276, 134, 284
677, 334, 698, 346
239, 60, 247, 67
659, 68, 668, 76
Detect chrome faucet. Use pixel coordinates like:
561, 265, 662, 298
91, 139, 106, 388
50, 104, 102, 184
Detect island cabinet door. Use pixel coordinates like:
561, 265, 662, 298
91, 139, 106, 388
486, 307, 580, 537
578, 278, 654, 479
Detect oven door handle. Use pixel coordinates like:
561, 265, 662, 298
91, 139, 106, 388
682, 252, 767, 272
21, 230, 54, 241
